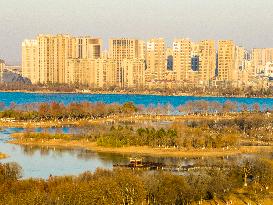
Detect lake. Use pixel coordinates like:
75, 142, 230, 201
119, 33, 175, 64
0, 92, 272, 108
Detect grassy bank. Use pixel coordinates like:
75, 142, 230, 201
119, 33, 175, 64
10, 133, 273, 157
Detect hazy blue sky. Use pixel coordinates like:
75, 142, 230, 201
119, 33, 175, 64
0, 0, 273, 64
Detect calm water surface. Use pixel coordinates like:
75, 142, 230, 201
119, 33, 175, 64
0, 92, 272, 108
0, 127, 115, 179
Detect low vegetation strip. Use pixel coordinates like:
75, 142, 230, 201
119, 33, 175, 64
10, 132, 273, 158
0, 99, 270, 122
12, 132, 72, 140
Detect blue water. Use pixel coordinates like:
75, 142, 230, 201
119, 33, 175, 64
0, 92, 272, 108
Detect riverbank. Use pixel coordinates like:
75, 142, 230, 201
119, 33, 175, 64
10, 134, 273, 158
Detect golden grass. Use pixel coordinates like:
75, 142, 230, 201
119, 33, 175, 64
0, 153, 7, 159
0, 114, 236, 128
10, 133, 273, 158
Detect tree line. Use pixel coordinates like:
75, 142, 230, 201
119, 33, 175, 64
0, 100, 272, 121
0, 157, 273, 204
0, 101, 137, 120
177, 100, 270, 115
22, 124, 239, 149
95, 125, 240, 149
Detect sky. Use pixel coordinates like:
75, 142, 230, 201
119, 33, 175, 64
0, 0, 273, 65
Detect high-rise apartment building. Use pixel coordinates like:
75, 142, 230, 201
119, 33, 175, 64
122, 58, 145, 88
65, 37, 102, 86
22, 40, 38, 83
243, 60, 256, 82
66, 58, 118, 88
252, 48, 273, 74
172, 39, 216, 85
37, 34, 76, 84
76, 37, 102, 59
233, 46, 247, 83
197, 40, 216, 85
173, 38, 192, 83
21, 34, 273, 89
109, 38, 144, 86
94, 59, 117, 88
22, 34, 105, 86
217, 40, 236, 82
66, 58, 88, 85
138, 40, 146, 60
145, 38, 166, 82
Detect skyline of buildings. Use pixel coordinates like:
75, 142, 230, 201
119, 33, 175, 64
4, 33, 273, 89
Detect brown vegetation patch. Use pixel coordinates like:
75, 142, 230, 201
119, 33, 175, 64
10, 134, 273, 158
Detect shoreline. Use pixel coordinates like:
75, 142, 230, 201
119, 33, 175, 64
0, 90, 270, 99
10, 136, 273, 158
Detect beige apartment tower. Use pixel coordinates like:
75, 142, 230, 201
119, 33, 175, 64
217, 40, 236, 82
233, 46, 247, 83
173, 38, 192, 83
109, 38, 144, 87
252, 48, 273, 74
76, 37, 102, 59
145, 38, 166, 82
122, 58, 145, 88
94, 59, 118, 88
197, 40, 216, 84
22, 40, 38, 83
173, 39, 216, 85
37, 34, 76, 84
66, 58, 118, 88
66, 59, 88, 85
